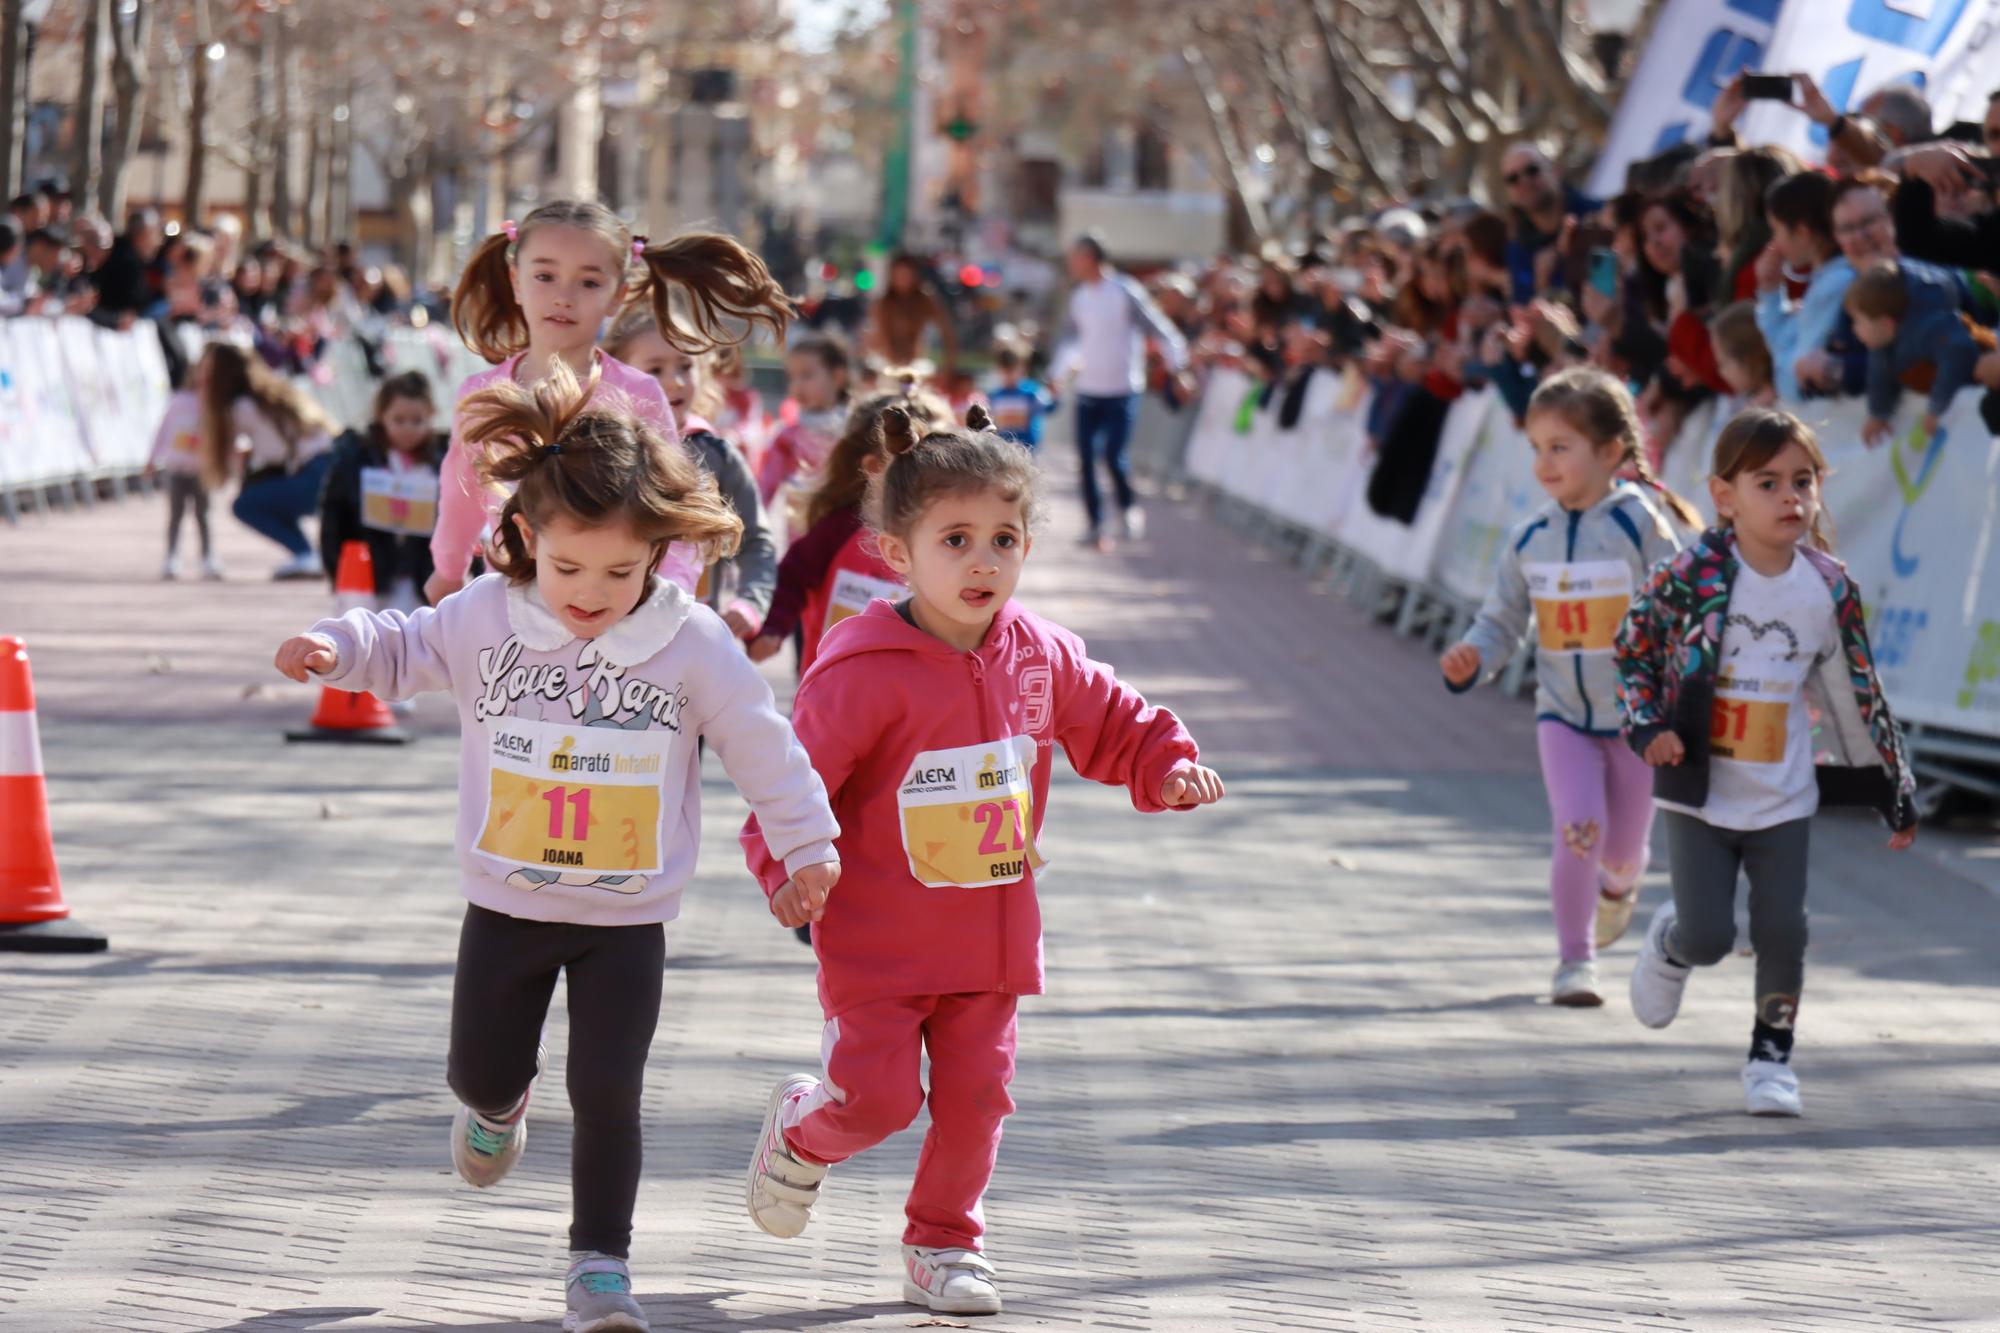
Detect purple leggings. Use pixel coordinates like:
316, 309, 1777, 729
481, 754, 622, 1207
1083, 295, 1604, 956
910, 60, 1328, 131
1536, 721, 1655, 962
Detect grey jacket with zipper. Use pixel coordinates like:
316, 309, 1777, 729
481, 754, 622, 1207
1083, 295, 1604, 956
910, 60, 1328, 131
1452, 483, 1683, 735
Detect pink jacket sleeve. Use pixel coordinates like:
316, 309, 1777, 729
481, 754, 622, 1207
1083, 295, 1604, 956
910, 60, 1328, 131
756, 430, 797, 507
741, 660, 877, 897
1050, 637, 1199, 813
430, 378, 497, 582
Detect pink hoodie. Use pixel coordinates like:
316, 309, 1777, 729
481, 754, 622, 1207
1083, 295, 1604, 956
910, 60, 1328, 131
742, 599, 1199, 1018
430, 352, 702, 591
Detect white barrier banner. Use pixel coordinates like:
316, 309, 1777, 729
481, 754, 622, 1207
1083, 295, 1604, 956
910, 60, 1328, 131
1182, 368, 2000, 740
1587, 0, 1785, 198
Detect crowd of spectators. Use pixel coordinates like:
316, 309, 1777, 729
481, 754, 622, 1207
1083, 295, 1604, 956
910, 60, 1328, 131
1135, 76, 2000, 512
0, 185, 428, 391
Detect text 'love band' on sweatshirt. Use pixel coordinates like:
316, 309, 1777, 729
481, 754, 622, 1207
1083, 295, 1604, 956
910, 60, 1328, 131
307, 573, 839, 928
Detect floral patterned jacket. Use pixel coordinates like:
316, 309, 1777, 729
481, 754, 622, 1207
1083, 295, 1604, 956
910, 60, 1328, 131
1613, 526, 1917, 831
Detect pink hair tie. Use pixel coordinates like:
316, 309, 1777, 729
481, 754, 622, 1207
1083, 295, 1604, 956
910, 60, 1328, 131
501, 220, 519, 243
631, 235, 648, 260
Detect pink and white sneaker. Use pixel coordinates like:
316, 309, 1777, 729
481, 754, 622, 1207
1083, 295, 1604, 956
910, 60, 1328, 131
903, 1245, 1002, 1315
746, 1073, 827, 1238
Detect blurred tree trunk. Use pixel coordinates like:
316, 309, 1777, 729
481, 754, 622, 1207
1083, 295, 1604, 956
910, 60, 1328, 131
102, 0, 151, 220
72, 0, 107, 215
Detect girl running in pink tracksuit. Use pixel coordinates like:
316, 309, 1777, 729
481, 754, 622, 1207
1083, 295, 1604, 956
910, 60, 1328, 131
424, 199, 790, 609
276, 363, 840, 1333
739, 403, 1226, 1316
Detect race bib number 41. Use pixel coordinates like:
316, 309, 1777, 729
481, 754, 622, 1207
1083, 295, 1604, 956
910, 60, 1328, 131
1527, 560, 1631, 654
898, 736, 1047, 888
477, 718, 666, 875
360, 467, 440, 538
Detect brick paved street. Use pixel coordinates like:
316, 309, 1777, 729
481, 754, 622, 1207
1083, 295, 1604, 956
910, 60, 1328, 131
3, 463, 1999, 1332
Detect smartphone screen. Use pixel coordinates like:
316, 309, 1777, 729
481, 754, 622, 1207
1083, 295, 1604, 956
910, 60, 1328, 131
1588, 249, 1619, 299
1741, 73, 1794, 102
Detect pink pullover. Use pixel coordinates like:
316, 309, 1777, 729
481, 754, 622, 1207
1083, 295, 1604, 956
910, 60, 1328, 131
307, 573, 839, 927
430, 352, 702, 590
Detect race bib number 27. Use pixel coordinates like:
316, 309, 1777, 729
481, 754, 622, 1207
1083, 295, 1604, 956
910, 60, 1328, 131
898, 736, 1046, 888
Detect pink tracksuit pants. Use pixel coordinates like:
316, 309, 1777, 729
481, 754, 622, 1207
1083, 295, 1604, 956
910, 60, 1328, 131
782, 991, 1019, 1250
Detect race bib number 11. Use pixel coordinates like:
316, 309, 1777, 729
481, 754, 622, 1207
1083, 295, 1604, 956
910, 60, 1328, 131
898, 736, 1047, 888
477, 718, 666, 875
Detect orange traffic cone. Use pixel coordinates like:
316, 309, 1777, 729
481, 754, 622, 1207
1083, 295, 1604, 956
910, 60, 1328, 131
0, 637, 108, 953
285, 541, 412, 746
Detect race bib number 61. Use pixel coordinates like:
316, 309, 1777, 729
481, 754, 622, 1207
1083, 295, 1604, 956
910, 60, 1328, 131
898, 736, 1047, 888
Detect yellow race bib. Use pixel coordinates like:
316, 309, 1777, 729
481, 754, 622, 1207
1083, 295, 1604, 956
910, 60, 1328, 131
1526, 560, 1631, 655
360, 466, 440, 538
824, 568, 903, 633
476, 718, 666, 877
1710, 675, 1791, 765
897, 736, 1047, 888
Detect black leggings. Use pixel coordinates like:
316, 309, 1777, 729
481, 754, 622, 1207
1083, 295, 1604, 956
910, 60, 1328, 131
447, 904, 664, 1257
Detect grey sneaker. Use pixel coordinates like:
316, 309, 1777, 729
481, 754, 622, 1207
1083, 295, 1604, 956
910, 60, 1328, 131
1629, 901, 1692, 1029
449, 1040, 545, 1188
1551, 959, 1604, 1007
564, 1251, 648, 1332
903, 1245, 1002, 1314
1120, 504, 1145, 541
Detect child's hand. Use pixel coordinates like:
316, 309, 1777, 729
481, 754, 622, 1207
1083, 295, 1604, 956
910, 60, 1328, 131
1888, 824, 1918, 851
1160, 763, 1225, 808
1643, 732, 1686, 767
423, 571, 465, 605
1440, 643, 1481, 687
275, 634, 338, 682
1862, 418, 1893, 448
721, 607, 759, 639
747, 633, 784, 663
771, 860, 841, 928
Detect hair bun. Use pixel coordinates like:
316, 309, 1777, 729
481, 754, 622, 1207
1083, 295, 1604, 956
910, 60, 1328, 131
879, 404, 919, 456
964, 403, 993, 433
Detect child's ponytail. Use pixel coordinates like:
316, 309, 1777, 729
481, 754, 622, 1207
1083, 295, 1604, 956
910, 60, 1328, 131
451, 230, 526, 365
804, 388, 951, 529
633, 232, 794, 354
1527, 366, 1704, 532
458, 358, 743, 584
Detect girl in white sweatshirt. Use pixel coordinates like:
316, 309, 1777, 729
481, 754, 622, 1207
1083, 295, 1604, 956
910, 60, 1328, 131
274, 360, 840, 1333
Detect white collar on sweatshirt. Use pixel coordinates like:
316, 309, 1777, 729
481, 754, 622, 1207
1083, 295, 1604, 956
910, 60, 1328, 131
503, 574, 695, 664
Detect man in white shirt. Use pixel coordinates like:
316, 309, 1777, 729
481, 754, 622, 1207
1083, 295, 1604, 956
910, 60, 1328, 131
1052, 233, 1188, 548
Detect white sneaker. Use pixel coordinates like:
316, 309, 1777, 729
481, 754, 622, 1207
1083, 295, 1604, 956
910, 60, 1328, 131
1119, 505, 1145, 541
1629, 901, 1691, 1029
903, 1245, 1002, 1315
160, 555, 181, 581
201, 555, 226, 581
1551, 959, 1604, 1007
1743, 1059, 1803, 1117
1595, 884, 1639, 949
746, 1073, 828, 1238
272, 551, 320, 580
389, 698, 416, 718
